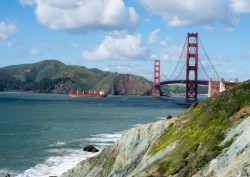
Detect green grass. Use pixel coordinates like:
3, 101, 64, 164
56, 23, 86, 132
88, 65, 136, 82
107, 157, 116, 170
148, 80, 250, 176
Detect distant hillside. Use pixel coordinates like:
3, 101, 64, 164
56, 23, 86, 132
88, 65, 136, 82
0, 60, 152, 95
161, 85, 208, 95
93, 74, 152, 95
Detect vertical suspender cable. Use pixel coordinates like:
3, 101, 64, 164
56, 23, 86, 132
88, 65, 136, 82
167, 36, 187, 80
199, 38, 220, 80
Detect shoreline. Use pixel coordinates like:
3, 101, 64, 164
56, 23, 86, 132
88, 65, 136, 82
8, 132, 123, 177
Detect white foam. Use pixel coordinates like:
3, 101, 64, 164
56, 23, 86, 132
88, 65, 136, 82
84, 132, 123, 144
49, 141, 67, 147
155, 116, 166, 120
133, 124, 144, 127
15, 149, 99, 177
15, 132, 123, 177
0, 169, 14, 176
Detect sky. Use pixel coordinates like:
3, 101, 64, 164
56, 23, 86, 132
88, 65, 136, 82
0, 0, 250, 82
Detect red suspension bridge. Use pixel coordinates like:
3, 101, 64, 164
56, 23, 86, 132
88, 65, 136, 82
153, 33, 238, 103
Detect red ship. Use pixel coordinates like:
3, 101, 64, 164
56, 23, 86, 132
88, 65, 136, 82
69, 90, 107, 97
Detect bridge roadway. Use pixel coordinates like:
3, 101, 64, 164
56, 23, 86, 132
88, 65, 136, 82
156, 80, 209, 87
155, 79, 237, 88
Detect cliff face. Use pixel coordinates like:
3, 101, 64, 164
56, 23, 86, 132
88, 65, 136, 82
93, 74, 153, 96
62, 80, 250, 177
61, 118, 177, 177
193, 115, 250, 177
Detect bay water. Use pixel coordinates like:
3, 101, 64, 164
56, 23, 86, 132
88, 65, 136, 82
0, 93, 190, 177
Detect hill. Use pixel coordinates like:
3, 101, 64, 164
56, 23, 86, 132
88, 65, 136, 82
62, 80, 250, 177
0, 60, 152, 95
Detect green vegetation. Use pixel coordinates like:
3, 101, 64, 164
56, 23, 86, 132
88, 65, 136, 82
158, 160, 175, 175
106, 157, 116, 170
0, 60, 153, 95
148, 80, 250, 176
0, 60, 116, 93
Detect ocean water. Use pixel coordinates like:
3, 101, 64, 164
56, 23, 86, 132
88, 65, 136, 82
0, 93, 190, 177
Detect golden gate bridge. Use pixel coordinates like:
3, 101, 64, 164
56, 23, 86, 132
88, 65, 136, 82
153, 33, 238, 103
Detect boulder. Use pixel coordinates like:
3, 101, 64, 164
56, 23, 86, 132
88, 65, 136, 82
167, 115, 172, 119
83, 145, 99, 153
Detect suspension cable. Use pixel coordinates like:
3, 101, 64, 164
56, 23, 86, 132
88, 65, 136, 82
198, 58, 209, 79
199, 38, 220, 80
174, 37, 194, 80
174, 62, 186, 80
167, 36, 187, 80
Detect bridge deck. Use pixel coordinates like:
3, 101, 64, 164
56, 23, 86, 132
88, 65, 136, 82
158, 80, 209, 86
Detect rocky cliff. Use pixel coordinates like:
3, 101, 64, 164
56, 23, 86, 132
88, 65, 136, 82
93, 74, 152, 96
62, 80, 250, 177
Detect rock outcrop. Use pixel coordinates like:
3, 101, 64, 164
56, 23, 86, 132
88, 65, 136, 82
62, 80, 250, 177
83, 145, 99, 153
94, 74, 153, 96
193, 116, 250, 177
112, 74, 152, 95
61, 118, 177, 177
62, 116, 250, 177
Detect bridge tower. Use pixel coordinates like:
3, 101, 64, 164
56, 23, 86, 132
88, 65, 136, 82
186, 33, 198, 103
153, 60, 161, 96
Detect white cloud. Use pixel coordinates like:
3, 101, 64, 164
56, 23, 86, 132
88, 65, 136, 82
148, 29, 160, 44
104, 63, 153, 80
0, 21, 18, 40
140, 0, 234, 27
230, 0, 250, 13
83, 31, 151, 61
20, 0, 139, 32
156, 45, 182, 62
30, 48, 41, 56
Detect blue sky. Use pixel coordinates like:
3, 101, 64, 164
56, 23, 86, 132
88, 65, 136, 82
0, 0, 250, 82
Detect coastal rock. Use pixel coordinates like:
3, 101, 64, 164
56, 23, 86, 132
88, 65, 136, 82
193, 116, 250, 177
83, 145, 99, 153
113, 74, 152, 95
167, 115, 172, 119
61, 116, 250, 177
94, 74, 153, 96
61, 118, 177, 177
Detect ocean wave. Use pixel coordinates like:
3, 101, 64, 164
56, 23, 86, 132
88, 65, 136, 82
0, 169, 14, 177
14, 131, 123, 177
156, 116, 167, 120
15, 149, 98, 177
84, 132, 123, 145
48, 141, 67, 147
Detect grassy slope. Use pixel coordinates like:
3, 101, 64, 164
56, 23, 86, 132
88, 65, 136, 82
1, 60, 115, 91
146, 80, 250, 177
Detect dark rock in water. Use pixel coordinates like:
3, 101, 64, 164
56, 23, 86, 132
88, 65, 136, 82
167, 115, 172, 119
5, 173, 10, 177
83, 145, 99, 153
